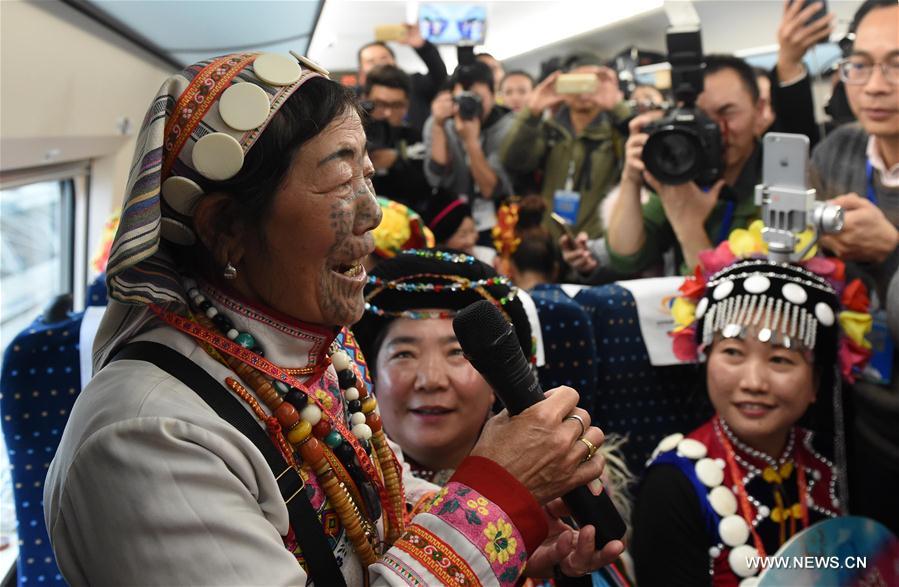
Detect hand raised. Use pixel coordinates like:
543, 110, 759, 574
470, 387, 606, 505
527, 71, 566, 115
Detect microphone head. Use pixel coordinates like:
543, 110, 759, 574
453, 300, 512, 356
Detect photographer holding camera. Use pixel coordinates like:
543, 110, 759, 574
423, 61, 514, 242
362, 64, 433, 213
357, 24, 448, 134
605, 53, 765, 274
500, 52, 629, 242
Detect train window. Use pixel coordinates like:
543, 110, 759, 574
0, 178, 75, 570
0, 179, 75, 354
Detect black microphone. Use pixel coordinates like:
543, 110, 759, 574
453, 299, 627, 549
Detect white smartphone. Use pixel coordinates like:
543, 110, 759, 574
762, 132, 810, 190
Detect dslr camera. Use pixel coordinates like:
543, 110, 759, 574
642, 27, 722, 187
359, 99, 391, 151
454, 91, 483, 121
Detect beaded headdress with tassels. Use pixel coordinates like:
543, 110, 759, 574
670, 220, 873, 382
669, 219, 874, 513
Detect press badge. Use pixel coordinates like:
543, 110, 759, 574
863, 310, 894, 385
553, 190, 581, 225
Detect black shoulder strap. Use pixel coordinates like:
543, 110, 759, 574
112, 341, 347, 586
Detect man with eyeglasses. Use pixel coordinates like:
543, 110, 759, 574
811, 0, 899, 301
810, 0, 899, 540
363, 64, 435, 214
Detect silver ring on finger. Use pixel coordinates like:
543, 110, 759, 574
563, 413, 586, 437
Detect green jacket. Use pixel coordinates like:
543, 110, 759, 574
499, 102, 631, 239
607, 146, 762, 275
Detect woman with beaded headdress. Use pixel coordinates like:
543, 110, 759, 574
631, 223, 873, 586
354, 248, 634, 586
42, 52, 623, 585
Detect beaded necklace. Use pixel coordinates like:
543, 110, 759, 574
150, 281, 406, 568
714, 417, 809, 558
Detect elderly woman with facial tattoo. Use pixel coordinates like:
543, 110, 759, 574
43, 53, 622, 586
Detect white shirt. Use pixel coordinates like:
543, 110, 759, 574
867, 135, 899, 188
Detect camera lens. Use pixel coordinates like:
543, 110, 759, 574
644, 129, 701, 184
812, 202, 844, 234
654, 134, 695, 177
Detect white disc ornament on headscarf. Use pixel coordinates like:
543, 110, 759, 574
290, 51, 330, 76
160, 218, 196, 246
161, 176, 204, 216
253, 52, 302, 86
219, 82, 271, 131
192, 133, 245, 181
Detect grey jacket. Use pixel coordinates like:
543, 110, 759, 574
423, 107, 514, 231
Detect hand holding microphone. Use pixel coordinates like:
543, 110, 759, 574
454, 300, 627, 551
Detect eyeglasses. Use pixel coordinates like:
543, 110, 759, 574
838, 57, 899, 85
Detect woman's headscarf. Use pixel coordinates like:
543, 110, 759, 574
93, 52, 328, 370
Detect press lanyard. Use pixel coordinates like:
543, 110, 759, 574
715, 199, 736, 245
564, 160, 576, 191
866, 159, 878, 205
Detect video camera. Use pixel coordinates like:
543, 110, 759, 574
359, 100, 391, 151
642, 27, 722, 187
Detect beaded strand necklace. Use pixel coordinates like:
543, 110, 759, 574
714, 417, 810, 558
150, 280, 406, 568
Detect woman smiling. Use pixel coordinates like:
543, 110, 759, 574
43, 53, 622, 585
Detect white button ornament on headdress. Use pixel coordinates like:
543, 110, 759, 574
160, 217, 197, 246
192, 132, 245, 181
218, 82, 272, 131
815, 302, 835, 327
782, 282, 807, 305
161, 176, 204, 216
743, 274, 770, 294
253, 52, 303, 86
713, 280, 734, 300
695, 297, 709, 319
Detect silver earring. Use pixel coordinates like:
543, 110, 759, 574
223, 261, 237, 280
